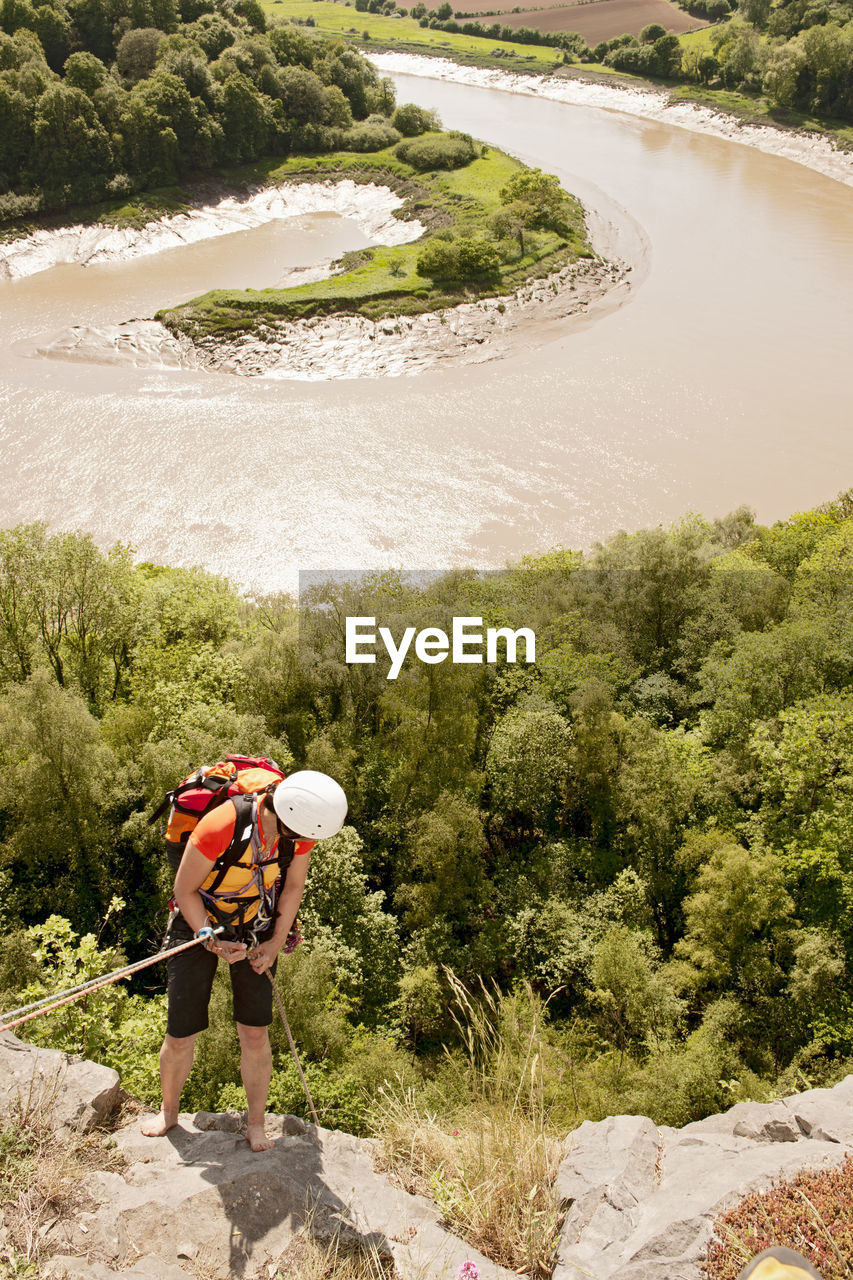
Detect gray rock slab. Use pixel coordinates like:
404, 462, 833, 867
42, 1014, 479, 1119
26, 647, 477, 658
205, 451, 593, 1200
43, 1256, 194, 1280
553, 1076, 853, 1280
0, 1032, 121, 1135
56, 1112, 516, 1280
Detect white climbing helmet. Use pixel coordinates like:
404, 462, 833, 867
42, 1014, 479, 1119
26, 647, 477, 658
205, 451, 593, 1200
273, 770, 348, 840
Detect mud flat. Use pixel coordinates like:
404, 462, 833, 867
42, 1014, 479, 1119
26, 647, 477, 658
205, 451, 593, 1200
0, 180, 424, 281
33, 256, 627, 379
372, 52, 853, 188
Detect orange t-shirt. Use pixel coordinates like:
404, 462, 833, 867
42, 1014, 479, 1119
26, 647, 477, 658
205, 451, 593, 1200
188, 799, 314, 924
189, 801, 315, 861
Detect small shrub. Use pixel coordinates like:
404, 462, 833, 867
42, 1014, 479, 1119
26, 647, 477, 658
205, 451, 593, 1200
416, 236, 500, 281
0, 191, 41, 223
395, 131, 479, 171
343, 121, 401, 151
392, 102, 439, 136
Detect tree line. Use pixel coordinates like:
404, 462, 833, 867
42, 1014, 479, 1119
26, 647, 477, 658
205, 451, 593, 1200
346, 0, 853, 121
2, 495, 853, 1129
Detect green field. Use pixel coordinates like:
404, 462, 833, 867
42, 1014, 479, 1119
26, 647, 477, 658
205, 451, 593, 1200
159, 141, 594, 337
263, 0, 564, 67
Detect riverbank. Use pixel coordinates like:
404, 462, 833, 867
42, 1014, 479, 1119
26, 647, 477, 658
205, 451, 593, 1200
0, 180, 424, 282
33, 255, 627, 379
373, 52, 853, 187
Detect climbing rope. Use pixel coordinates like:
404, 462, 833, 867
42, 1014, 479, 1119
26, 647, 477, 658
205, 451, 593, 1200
266, 970, 320, 1126
0, 928, 225, 1035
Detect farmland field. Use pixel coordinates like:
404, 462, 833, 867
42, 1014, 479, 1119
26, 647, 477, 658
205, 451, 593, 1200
486, 0, 706, 40
267, 0, 705, 48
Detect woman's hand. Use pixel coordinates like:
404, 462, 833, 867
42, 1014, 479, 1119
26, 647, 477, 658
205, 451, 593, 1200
246, 939, 279, 974
212, 939, 248, 964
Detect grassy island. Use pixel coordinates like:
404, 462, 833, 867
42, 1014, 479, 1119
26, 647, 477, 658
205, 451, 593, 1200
158, 138, 594, 339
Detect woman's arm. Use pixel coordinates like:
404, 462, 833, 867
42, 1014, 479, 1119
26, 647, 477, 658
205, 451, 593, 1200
174, 843, 247, 962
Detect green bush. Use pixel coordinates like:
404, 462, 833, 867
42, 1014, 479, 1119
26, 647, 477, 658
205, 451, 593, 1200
0, 190, 41, 222
394, 130, 479, 171
216, 1060, 369, 1133
416, 236, 500, 282
341, 120, 401, 152
392, 102, 439, 136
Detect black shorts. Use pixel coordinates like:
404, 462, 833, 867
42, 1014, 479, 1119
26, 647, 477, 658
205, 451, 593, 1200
165, 915, 278, 1039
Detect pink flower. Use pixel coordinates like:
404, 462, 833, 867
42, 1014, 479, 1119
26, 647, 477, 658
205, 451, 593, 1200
457, 1263, 480, 1280
453, 1129, 460, 1136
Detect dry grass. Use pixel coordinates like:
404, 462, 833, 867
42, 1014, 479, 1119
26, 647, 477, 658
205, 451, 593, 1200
183, 1218, 399, 1280
269, 1229, 396, 1280
0, 1072, 124, 1277
704, 1155, 853, 1280
373, 975, 565, 1278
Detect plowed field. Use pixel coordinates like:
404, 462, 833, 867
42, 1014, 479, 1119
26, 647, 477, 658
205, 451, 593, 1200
451, 0, 706, 40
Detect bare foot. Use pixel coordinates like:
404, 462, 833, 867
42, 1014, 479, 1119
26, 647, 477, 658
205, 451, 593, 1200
247, 1122, 272, 1152
140, 1110, 178, 1137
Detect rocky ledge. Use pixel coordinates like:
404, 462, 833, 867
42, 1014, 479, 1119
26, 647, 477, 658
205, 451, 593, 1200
555, 1081, 853, 1280
33, 257, 628, 380
5, 1031, 851, 1280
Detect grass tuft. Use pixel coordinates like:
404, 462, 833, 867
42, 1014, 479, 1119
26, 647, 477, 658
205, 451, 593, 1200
0, 1073, 124, 1276
372, 974, 565, 1279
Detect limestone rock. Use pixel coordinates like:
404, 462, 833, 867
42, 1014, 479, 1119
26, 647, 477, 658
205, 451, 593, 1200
0, 1031, 121, 1135
37, 1108, 515, 1280
43, 1256, 194, 1280
553, 1076, 853, 1280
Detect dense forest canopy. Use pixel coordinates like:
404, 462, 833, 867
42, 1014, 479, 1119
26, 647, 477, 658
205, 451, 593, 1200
0, 0, 398, 217
2, 494, 853, 1134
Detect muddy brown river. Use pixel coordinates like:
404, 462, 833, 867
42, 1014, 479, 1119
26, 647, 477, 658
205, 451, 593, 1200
1, 70, 851, 587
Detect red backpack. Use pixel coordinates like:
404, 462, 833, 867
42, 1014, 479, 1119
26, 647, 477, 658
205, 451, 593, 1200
149, 754, 286, 871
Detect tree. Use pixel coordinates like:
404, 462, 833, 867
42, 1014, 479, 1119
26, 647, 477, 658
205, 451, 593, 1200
32, 2, 71, 68
63, 48, 108, 93
118, 89, 178, 182
653, 32, 682, 76
697, 616, 851, 750
590, 926, 684, 1054
275, 63, 328, 125
392, 101, 438, 135
499, 166, 576, 238
711, 18, 763, 87
613, 719, 703, 950
299, 825, 399, 1017
219, 69, 274, 159
486, 706, 573, 835
675, 842, 795, 1009
29, 80, 112, 197
763, 40, 808, 106
0, 524, 40, 684
115, 25, 164, 80
393, 962, 445, 1046
739, 0, 771, 26
396, 792, 489, 966
0, 671, 117, 926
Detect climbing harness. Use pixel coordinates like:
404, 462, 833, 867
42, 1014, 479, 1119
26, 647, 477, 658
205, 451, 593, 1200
0, 927, 225, 1035
197, 794, 298, 939
266, 969, 320, 1126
